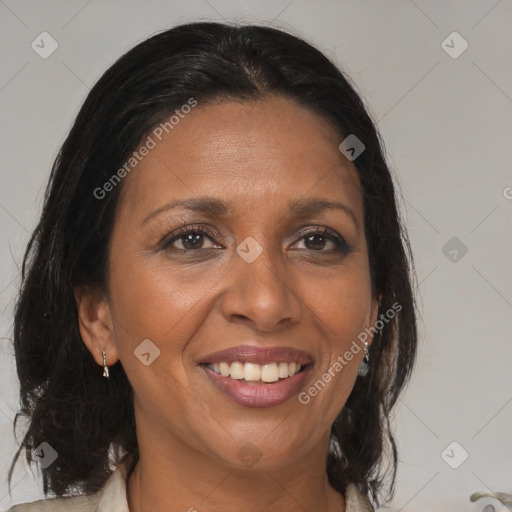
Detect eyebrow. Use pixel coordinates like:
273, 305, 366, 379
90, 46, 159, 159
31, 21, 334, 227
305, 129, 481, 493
141, 196, 359, 230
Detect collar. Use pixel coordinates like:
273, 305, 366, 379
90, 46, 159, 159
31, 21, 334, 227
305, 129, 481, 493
95, 462, 131, 512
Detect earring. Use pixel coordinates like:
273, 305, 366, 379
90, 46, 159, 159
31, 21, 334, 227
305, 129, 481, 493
102, 349, 109, 378
358, 340, 370, 377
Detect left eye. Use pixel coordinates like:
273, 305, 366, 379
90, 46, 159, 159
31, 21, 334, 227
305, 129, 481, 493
294, 232, 340, 251
292, 227, 350, 253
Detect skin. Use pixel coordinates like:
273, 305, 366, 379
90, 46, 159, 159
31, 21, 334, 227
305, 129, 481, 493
76, 95, 379, 512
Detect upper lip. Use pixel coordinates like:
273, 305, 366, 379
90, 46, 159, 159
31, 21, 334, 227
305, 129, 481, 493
198, 345, 313, 366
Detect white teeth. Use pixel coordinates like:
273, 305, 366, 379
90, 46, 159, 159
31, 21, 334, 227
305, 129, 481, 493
278, 362, 289, 378
207, 361, 303, 381
229, 362, 244, 379
261, 363, 279, 382
243, 363, 261, 381
219, 362, 230, 377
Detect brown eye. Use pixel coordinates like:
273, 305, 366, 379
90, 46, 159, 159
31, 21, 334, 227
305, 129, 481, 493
174, 232, 209, 250
303, 234, 335, 251
293, 227, 352, 254
162, 225, 222, 252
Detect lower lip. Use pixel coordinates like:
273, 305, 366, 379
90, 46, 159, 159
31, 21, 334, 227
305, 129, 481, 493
201, 365, 312, 408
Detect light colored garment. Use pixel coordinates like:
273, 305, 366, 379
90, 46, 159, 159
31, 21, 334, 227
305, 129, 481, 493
7, 462, 374, 511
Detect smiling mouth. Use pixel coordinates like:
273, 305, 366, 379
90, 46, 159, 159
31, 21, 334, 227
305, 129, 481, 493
202, 361, 309, 383
197, 344, 314, 406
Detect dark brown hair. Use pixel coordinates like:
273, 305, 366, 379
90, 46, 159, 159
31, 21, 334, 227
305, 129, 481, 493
8, 21, 417, 509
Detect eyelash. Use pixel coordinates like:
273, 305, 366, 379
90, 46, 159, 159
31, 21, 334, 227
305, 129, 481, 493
160, 224, 353, 255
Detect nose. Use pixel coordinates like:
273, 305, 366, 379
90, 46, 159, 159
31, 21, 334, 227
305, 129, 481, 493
220, 240, 302, 332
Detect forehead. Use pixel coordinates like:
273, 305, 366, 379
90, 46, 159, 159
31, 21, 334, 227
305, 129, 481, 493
117, 96, 363, 222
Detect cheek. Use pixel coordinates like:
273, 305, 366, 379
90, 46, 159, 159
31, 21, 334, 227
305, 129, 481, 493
302, 260, 373, 411
106, 245, 231, 380
309, 261, 373, 346
108, 250, 217, 333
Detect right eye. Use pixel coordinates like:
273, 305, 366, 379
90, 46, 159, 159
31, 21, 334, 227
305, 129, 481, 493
161, 225, 223, 252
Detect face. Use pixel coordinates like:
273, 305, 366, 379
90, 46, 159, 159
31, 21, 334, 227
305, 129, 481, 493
81, 95, 379, 471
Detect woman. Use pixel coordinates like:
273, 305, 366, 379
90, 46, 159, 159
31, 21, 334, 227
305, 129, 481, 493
6, 21, 417, 512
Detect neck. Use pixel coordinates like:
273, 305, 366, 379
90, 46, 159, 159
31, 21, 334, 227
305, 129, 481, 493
126, 423, 345, 512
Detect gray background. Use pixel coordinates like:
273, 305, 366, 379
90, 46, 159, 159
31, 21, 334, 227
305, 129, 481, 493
1, 1, 511, 511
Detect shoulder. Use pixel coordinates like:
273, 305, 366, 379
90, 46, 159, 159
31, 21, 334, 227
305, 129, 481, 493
6, 493, 100, 512
6, 462, 130, 512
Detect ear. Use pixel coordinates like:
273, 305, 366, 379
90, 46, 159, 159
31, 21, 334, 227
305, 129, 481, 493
74, 286, 120, 369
